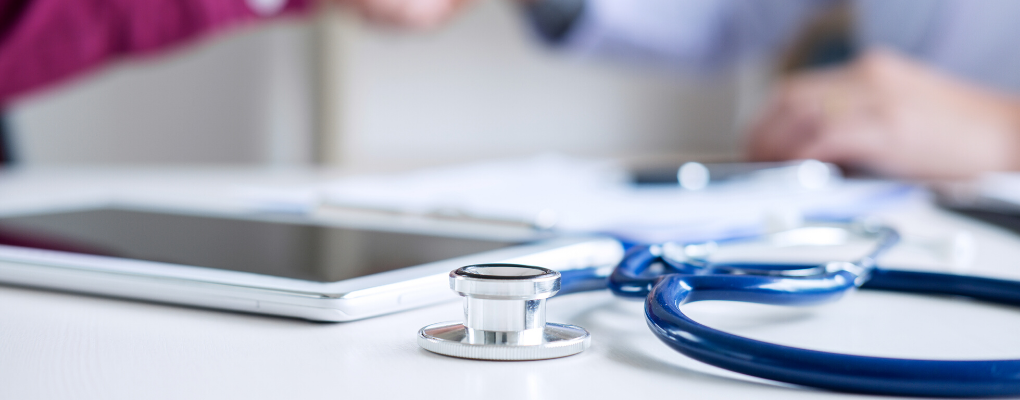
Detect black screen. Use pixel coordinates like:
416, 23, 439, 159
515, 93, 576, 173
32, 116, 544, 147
0, 208, 518, 282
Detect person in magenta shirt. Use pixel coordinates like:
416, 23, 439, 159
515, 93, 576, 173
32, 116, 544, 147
0, 0, 321, 106
0, 0, 472, 163
0, 0, 316, 163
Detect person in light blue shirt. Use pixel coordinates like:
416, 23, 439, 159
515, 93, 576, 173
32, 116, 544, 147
341, 0, 1020, 179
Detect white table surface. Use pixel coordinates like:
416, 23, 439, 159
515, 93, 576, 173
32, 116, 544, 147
2, 168, 1020, 400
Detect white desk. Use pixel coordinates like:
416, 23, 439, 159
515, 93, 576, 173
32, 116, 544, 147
3, 168, 1020, 400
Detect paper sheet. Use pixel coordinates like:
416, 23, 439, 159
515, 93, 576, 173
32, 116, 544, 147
242, 155, 916, 243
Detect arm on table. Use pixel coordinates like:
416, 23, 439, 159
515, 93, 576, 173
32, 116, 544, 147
747, 49, 1020, 179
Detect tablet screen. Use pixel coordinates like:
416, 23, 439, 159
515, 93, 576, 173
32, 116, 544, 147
0, 208, 519, 282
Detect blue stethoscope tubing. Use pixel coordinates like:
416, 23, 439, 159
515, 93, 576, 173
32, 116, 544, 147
557, 227, 1020, 397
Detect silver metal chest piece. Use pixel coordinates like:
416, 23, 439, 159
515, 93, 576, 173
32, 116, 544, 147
417, 264, 590, 360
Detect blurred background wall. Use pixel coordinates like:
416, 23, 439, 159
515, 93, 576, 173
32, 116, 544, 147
6, 0, 751, 170
7, 20, 317, 166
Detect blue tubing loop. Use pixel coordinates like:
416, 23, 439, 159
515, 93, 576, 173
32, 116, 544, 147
600, 225, 1020, 396
645, 271, 1020, 397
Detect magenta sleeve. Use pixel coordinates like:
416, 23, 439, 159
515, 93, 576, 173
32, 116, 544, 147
0, 0, 311, 108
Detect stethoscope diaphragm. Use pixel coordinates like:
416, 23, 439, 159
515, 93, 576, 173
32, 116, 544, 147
417, 264, 590, 361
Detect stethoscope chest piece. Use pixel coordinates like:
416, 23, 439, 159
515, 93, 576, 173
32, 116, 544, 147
417, 264, 590, 361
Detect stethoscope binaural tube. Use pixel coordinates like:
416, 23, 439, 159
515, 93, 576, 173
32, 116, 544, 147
590, 226, 1020, 397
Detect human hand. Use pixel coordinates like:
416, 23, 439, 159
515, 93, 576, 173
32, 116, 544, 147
747, 49, 1020, 179
334, 0, 476, 29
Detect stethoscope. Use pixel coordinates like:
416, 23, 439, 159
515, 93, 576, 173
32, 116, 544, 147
417, 222, 1020, 397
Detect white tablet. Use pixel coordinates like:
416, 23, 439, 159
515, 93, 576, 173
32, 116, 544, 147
0, 207, 623, 321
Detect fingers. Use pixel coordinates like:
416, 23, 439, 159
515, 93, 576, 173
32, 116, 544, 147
747, 83, 822, 162
748, 70, 844, 161
792, 119, 883, 166
339, 0, 468, 29
401, 0, 466, 28
351, 0, 404, 24
745, 68, 878, 166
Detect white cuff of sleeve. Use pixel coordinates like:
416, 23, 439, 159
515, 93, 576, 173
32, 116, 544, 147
246, 0, 288, 16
